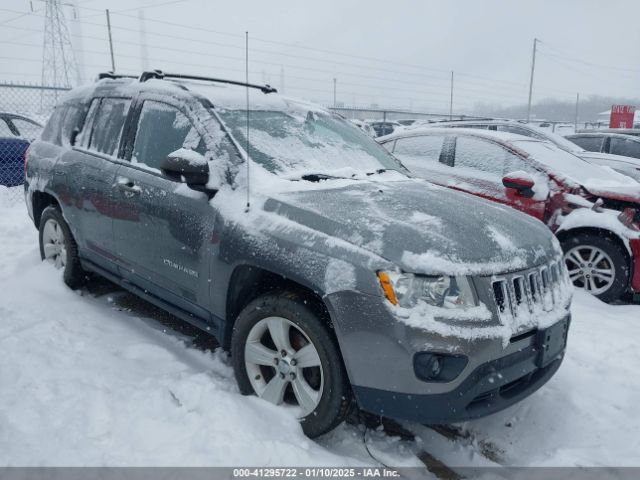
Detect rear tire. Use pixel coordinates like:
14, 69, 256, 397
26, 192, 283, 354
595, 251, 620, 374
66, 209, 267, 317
231, 292, 351, 438
39, 206, 86, 289
561, 233, 629, 303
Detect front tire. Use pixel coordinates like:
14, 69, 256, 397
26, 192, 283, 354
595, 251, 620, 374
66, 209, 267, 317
561, 233, 629, 303
231, 292, 351, 438
39, 206, 86, 289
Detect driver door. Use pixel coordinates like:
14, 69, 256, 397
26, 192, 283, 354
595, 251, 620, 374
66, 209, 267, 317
448, 136, 548, 221
112, 97, 216, 318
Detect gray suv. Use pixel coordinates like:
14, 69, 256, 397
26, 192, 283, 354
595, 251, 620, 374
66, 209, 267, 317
25, 71, 572, 437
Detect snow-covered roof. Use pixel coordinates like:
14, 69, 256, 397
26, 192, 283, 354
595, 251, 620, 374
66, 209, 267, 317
378, 126, 535, 145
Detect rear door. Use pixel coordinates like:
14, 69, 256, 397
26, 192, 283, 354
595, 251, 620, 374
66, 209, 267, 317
54, 97, 131, 272
447, 136, 548, 220
112, 97, 217, 318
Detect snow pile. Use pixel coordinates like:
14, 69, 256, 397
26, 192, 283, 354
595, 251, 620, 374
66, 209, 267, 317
445, 291, 640, 467
1, 199, 640, 467
0, 199, 363, 467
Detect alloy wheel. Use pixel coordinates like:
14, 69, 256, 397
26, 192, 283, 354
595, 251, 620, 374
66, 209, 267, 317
42, 218, 67, 269
244, 316, 324, 417
564, 245, 615, 295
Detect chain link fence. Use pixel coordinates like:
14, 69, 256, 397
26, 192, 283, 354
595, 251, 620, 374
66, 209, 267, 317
0, 83, 69, 205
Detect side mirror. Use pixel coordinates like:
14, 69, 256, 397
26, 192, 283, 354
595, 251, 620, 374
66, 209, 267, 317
161, 149, 210, 187
502, 171, 535, 198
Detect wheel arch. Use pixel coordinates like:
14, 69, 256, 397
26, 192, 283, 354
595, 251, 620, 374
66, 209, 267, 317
223, 264, 333, 350
556, 226, 631, 262
31, 190, 61, 228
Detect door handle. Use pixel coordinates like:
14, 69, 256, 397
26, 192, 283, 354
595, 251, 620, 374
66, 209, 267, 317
116, 177, 141, 195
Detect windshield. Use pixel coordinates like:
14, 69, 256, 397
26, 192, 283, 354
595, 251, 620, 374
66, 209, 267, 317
512, 139, 636, 187
216, 109, 404, 177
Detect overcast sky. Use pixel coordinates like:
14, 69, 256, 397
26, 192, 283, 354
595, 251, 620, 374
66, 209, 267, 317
1, 0, 639, 114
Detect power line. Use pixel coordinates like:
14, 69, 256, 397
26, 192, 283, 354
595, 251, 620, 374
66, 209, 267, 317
539, 41, 640, 74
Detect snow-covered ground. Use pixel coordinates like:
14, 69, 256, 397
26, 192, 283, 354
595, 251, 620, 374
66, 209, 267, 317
1, 187, 639, 469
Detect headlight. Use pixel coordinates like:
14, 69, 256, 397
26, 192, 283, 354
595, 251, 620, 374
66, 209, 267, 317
377, 272, 476, 308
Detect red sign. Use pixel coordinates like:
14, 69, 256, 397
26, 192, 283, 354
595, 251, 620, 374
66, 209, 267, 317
609, 105, 636, 128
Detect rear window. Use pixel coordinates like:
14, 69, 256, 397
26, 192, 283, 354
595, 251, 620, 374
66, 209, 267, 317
40, 104, 87, 146
41, 107, 66, 145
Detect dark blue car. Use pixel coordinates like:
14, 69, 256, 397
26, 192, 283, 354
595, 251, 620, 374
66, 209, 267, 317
1, 113, 43, 187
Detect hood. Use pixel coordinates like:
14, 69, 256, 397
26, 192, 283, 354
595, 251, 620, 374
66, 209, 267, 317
264, 180, 558, 275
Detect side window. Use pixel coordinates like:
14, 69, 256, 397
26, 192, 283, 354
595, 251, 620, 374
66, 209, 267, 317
497, 125, 541, 139
88, 98, 131, 157
570, 136, 604, 152
610, 137, 640, 158
10, 118, 43, 141
393, 135, 445, 164
59, 106, 83, 147
454, 137, 533, 179
0, 118, 14, 137
77, 98, 100, 148
132, 100, 206, 171
41, 106, 67, 145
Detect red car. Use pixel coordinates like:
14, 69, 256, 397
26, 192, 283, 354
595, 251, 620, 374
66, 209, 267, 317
379, 128, 640, 302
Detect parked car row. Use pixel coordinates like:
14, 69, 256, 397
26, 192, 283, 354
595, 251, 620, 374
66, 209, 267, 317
26, 71, 573, 437
379, 126, 640, 303
0, 113, 42, 187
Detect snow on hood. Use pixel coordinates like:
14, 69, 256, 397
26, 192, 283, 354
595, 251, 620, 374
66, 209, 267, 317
262, 179, 557, 275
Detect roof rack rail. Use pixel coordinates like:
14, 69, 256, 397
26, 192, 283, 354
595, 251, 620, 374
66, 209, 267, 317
97, 71, 138, 80
138, 70, 277, 94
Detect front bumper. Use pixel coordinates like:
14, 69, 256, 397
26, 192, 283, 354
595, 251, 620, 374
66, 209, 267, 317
325, 290, 570, 424
353, 339, 565, 424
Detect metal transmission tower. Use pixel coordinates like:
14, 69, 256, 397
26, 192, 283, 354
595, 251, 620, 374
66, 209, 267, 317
41, 0, 79, 96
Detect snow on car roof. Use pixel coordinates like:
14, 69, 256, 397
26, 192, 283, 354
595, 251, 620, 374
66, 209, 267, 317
378, 126, 536, 145
569, 132, 640, 141
62, 77, 326, 115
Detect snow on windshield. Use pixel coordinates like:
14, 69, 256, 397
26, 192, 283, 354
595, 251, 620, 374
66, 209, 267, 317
216, 109, 403, 177
512, 139, 638, 188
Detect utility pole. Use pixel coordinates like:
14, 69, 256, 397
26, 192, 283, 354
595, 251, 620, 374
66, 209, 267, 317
105, 9, 115, 72
333, 78, 337, 107
526, 38, 538, 122
574, 93, 580, 132
449, 70, 454, 120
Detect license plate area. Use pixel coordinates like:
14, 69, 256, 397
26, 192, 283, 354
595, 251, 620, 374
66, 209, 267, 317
536, 318, 569, 368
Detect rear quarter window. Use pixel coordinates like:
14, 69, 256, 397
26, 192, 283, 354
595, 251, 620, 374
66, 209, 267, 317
40, 107, 67, 145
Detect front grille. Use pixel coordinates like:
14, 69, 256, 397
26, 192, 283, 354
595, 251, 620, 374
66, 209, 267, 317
492, 260, 568, 320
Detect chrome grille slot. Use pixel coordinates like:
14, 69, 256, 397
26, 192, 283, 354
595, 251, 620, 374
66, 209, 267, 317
512, 276, 528, 313
491, 260, 568, 321
492, 280, 510, 316
528, 271, 540, 303
540, 267, 553, 311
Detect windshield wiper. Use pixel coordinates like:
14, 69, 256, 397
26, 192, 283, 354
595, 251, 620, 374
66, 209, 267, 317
365, 168, 389, 176
298, 173, 348, 182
